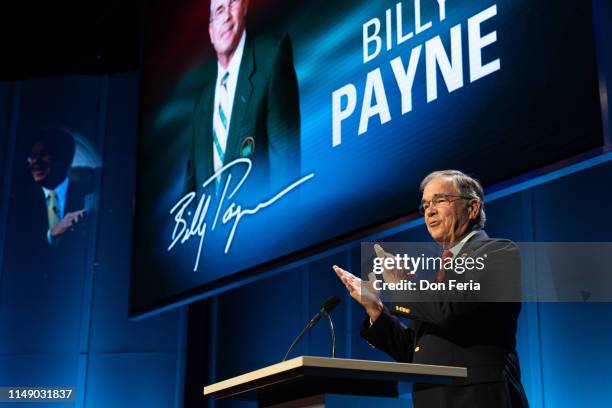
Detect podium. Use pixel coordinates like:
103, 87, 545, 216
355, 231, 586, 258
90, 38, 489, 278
203, 356, 466, 407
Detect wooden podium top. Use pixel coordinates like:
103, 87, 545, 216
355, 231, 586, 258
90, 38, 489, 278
204, 356, 467, 400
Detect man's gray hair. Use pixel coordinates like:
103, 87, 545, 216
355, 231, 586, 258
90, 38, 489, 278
419, 170, 486, 229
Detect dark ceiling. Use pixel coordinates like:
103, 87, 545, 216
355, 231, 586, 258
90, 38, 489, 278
0, 2, 144, 80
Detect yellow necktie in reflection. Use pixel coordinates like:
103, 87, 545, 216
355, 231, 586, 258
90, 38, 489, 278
47, 190, 61, 230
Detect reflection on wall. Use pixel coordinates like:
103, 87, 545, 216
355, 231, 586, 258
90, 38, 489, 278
0, 74, 186, 408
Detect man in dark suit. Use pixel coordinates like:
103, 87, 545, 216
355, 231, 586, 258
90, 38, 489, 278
24, 128, 89, 250
185, 0, 300, 199
2, 129, 92, 353
334, 170, 529, 407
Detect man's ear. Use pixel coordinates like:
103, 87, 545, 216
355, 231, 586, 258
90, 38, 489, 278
468, 199, 480, 220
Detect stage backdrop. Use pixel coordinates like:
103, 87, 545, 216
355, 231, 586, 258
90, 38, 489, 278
131, 0, 604, 315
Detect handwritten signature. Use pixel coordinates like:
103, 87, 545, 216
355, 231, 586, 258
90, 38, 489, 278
167, 158, 314, 271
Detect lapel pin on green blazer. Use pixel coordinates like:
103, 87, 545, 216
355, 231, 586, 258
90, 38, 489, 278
240, 136, 255, 157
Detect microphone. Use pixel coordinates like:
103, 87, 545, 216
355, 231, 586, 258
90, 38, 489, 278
311, 295, 340, 326
282, 295, 341, 361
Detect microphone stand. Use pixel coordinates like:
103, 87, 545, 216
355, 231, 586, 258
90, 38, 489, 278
322, 311, 336, 358
283, 308, 339, 361
283, 321, 312, 362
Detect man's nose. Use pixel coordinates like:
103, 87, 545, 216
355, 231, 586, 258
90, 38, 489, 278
219, 7, 232, 23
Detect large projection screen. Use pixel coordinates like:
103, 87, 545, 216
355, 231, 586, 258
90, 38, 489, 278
131, 0, 604, 316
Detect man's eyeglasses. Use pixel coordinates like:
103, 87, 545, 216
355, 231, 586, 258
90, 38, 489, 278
210, 0, 242, 24
27, 153, 53, 165
419, 194, 472, 215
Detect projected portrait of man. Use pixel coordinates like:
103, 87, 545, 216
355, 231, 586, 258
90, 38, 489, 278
185, 0, 301, 199
26, 128, 88, 248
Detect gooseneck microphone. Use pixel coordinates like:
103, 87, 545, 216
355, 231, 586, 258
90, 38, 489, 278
282, 295, 341, 361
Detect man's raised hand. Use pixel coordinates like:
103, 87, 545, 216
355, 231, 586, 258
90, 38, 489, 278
374, 244, 413, 285
333, 265, 383, 322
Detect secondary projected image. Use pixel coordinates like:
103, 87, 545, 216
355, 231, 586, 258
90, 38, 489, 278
27, 129, 89, 250
1, 120, 101, 352
10, 127, 99, 268
132, 0, 604, 315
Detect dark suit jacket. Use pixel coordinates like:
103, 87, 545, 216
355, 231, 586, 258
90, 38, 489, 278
17, 177, 90, 257
2, 173, 92, 319
361, 230, 529, 408
46, 179, 89, 249
3, 174, 92, 352
185, 32, 301, 199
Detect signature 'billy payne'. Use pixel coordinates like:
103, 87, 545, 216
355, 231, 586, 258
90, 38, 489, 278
168, 158, 314, 272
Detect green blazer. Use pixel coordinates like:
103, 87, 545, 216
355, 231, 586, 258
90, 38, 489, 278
185, 32, 301, 198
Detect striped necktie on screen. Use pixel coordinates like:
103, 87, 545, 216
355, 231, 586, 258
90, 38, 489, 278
213, 72, 230, 178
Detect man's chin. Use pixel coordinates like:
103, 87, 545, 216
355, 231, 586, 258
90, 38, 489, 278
429, 232, 446, 245
219, 42, 237, 54
427, 227, 440, 239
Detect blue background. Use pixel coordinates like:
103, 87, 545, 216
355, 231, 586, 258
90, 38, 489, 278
132, 0, 605, 315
